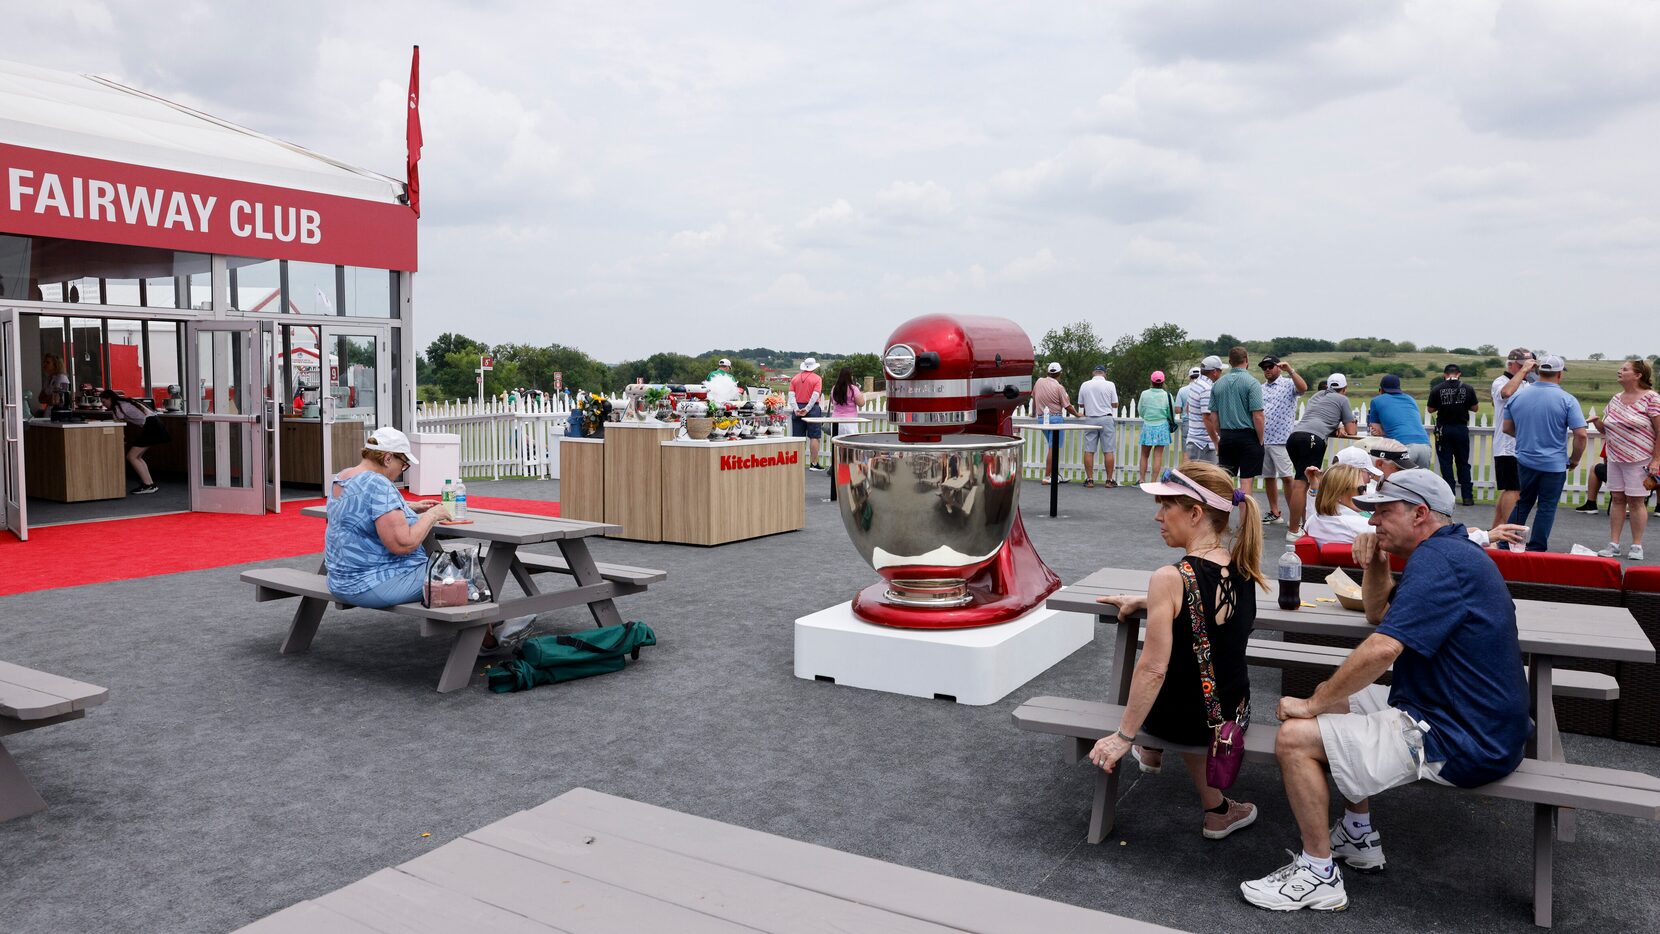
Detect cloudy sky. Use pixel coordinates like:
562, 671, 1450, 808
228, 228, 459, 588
16, 1, 1660, 360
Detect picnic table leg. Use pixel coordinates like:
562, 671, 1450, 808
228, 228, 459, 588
1533, 802, 1554, 928
1088, 767, 1118, 844
480, 545, 518, 600
279, 596, 327, 654
1049, 430, 1060, 518
1084, 610, 1139, 842
558, 538, 626, 628
436, 626, 489, 693
1110, 614, 1141, 705
0, 740, 49, 823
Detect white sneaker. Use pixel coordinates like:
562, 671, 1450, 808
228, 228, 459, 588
1240, 852, 1348, 912
1285, 527, 1304, 543
1264, 512, 1284, 525
1630, 545, 1645, 560
1330, 821, 1386, 871
1597, 543, 1623, 558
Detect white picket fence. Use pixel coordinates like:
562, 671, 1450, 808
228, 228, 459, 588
415, 393, 1603, 505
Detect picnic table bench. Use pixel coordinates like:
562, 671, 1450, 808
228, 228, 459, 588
241, 507, 663, 693
0, 660, 108, 822
238, 787, 1188, 934
1014, 568, 1660, 927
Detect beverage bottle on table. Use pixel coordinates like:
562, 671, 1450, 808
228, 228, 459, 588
1277, 544, 1302, 610
441, 479, 455, 517
453, 479, 469, 521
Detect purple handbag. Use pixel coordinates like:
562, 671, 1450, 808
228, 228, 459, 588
1176, 559, 1250, 790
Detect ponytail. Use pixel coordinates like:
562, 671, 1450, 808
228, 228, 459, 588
1230, 491, 1267, 590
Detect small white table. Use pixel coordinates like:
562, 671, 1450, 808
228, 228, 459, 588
1013, 419, 1101, 518
803, 416, 873, 502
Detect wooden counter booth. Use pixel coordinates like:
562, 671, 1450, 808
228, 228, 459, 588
560, 422, 806, 545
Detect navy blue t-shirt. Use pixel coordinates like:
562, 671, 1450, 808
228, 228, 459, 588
1376, 524, 1531, 787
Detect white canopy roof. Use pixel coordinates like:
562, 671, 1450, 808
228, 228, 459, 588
0, 58, 404, 205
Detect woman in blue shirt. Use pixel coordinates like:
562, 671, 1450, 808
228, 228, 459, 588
324, 428, 450, 608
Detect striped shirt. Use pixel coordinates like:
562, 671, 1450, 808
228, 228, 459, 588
1184, 375, 1214, 447
1601, 390, 1660, 464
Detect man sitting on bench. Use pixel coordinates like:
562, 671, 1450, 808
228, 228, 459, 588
1241, 469, 1531, 912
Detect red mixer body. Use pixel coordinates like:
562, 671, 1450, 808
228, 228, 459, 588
850, 314, 1062, 629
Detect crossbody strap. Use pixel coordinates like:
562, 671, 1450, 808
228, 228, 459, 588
1176, 558, 1249, 730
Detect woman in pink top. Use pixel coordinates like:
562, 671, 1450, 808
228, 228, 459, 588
1590, 359, 1660, 560
828, 366, 865, 436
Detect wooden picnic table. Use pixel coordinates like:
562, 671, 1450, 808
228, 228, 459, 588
238, 787, 1186, 934
1049, 566, 1656, 773
1013, 419, 1102, 518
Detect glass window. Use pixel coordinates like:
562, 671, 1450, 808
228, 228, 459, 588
343, 267, 393, 317
69, 317, 105, 392
228, 257, 281, 312
329, 333, 379, 423
26, 315, 69, 415
146, 320, 182, 409
0, 234, 207, 309
285, 260, 340, 316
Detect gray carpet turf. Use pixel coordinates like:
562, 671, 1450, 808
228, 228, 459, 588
1, 475, 1656, 933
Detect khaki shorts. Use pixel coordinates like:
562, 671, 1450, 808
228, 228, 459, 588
1184, 441, 1217, 464
1317, 685, 1449, 803
1261, 444, 1293, 478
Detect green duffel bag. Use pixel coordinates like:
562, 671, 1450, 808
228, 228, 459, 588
487, 621, 657, 693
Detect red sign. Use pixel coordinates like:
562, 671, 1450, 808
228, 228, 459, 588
480, 355, 494, 371
719, 449, 800, 472
0, 142, 417, 270
553, 371, 563, 392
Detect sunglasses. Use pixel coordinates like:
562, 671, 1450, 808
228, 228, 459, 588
1160, 468, 1210, 501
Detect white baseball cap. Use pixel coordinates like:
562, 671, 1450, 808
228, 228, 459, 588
1326, 372, 1348, 389
801, 357, 819, 371
365, 426, 418, 464
1047, 362, 1063, 373
718, 358, 732, 367
1200, 355, 1224, 371
1187, 367, 1202, 378
1335, 445, 1383, 477
1537, 354, 1565, 373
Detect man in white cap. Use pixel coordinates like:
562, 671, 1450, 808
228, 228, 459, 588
1502, 354, 1587, 552
1243, 469, 1529, 912
791, 357, 825, 469
1173, 366, 1202, 459
1032, 361, 1079, 484
1184, 355, 1223, 465
1077, 364, 1119, 488
1284, 373, 1357, 539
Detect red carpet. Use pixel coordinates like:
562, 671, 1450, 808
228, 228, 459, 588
0, 495, 559, 597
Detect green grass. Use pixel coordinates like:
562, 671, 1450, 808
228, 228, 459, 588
1267, 352, 1629, 414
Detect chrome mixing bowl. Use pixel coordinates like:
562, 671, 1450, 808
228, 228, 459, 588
832, 432, 1023, 607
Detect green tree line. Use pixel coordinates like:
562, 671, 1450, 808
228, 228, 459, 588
416, 333, 884, 401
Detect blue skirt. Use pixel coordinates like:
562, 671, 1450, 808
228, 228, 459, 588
1140, 422, 1172, 447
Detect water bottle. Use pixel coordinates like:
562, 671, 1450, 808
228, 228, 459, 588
1277, 544, 1303, 611
453, 478, 469, 521
441, 479, 455, 518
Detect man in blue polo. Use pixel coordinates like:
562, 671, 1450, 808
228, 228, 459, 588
1209, 346, 1265, 491
1366, 375, 1432, 471
1243, 469, 1529, 911
1504, 355, 1588, 553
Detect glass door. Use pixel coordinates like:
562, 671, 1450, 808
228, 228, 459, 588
261, 321, 282, 513
185, 321, 265, 514
318, 327, 391, 486
0, 308, 25, 540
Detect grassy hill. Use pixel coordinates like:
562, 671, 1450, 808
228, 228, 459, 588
1248, 352, 1628, 414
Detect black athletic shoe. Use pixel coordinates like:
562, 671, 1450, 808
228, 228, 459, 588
1572, 502, 1599, 514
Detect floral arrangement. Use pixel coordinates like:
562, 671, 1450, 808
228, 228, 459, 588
570, 392, 613, 437
762, 392, 786, 416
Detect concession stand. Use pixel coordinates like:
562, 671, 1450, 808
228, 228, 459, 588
560, 422, 806, 545
0, 58, 418, 540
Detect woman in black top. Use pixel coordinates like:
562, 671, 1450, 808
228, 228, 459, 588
1090, 460, 1267, 839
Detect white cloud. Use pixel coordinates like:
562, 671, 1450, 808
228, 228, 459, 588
754, 272, 845, 306
1118, 236, 1209, 276
989, 137, 1205, 222
669, 211, 784, 256
993, 247, 1059, 283
1422, 162, 1536, 201
1556, 218, 1660, 253
871, 180, 955, 224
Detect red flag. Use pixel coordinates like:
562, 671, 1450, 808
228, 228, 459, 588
406, 45, 422, 217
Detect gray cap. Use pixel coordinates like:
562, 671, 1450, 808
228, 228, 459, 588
1537, 354, 1565, 373
1354, 468, 1454, 516
1200, 355, 1224, 371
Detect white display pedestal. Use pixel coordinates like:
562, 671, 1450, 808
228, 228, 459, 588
794, 601, 1093, 705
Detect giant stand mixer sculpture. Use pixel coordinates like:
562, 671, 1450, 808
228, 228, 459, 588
794, 314, 1092, 704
